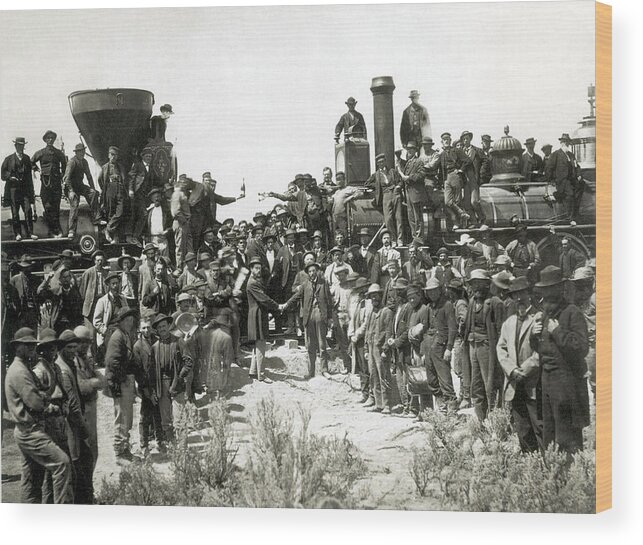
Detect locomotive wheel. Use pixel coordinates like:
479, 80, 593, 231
536, 231, 590, 268
79, 234, 98, 255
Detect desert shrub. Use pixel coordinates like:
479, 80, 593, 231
242, 396, 366, 508
96, 462, 175, 506
409, 408, 596, 513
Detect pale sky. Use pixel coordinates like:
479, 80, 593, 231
0, 1, 595, 220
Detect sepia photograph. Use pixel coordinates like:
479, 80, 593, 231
1, 0, 605, 513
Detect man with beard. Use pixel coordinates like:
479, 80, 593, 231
141, 261, 175, 316
32, 130, 67, 238
366, 154, 404, 245
545, 133, 585, 225
423, 278, 458, 414
385, 277, 412, 416
497, 276, 543, 453
364, 284, 392, 414
98, 146, 127, 244
396, 141, 428, 240
37, 267, 83, 334
531, 266, 589, 454
431, 247, 459, 288
505, 224, 541, 281
2, 137, 38, 240
463, 269, 498, 421
276, 229, 302, 335
55, 330, 93, 503
403, 240, 433, 286
371, 229, 401, 285
5, 328, 73, 503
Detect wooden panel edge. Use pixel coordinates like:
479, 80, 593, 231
595, 0, 612, 514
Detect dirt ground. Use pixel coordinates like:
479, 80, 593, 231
1, 344, 474, 509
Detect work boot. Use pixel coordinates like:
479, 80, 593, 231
363, 398, 375, 408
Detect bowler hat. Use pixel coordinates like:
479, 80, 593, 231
152, 313, 173, 329
253, 212, 266, 220
73, 143, 86, 152
312, 230, 323, 239
481, 135, 493, 142
251, 224, 264, 234
468, 269, 491, 282
42, 130, 57, 141
177, 292, 192, 303
184, 252, 197, 264
160, 104, 174, 114
143, 243, 158, 253
367, 283, 383, 295
148, 187, 162, 198
437, 247, 448, 256
358, 227, 370, 238
11, 327, 39, 345
447, 278, 465, 291
248, 257, 263, 268
524, 137, 537, 146
392, 277, 409, 290
284, 228, 297, 237
37, 328, 58, 346
108, 146, 120, 154
558, 133, 572, 143
141, 147, 153, 156
13, 137, 27, 146
535, 265, 564, 288
408, 90, 420, 98
91, 249, 105, 260
541, 143, 553, 151
508, 276, 530, 293
345, 97, 357, 105
57, 329, 80, 346
375, 153, 386, 162
117, 254, 136, 269
305, 261, 321, 272
424, 277, 441, 291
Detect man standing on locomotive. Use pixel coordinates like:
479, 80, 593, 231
439, 132, 471, 229
32, 130, 67, 238
545, 133, 585, 226
98, 146, 128, 244
2, 137, 38, 241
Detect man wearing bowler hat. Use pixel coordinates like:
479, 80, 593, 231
4, 328, 73, 503
334, 96, 367, 142
98, 146, 128, 243
150, 103, 174, 142
93, 270, 130, 354
531, 265, 589, 454
63, 142, 103, 238
104, 307, 140, 463
544, 133, 585, 225
32, 130, 67, 238
400, 90, 431, 149
522, 137, 544, 183
496, 276, 543, 453
2, 137, 37, 240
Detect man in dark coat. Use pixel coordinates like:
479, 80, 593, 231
559, 236, 586, 278
141, 260, 175, 316
37, 267, 83, 335
202, 171, 243, 226
334, 97, 367, 141
149, 103, 173, 142
365, 154, 403, 245
2, 137, 37, 240
127, 147, 154, 244
438, 132, 471, 229
545, 133, 585, 225
397, 141, 428, 240
400, 90, 430, 149
531, 266, 589, 454
62, 143, 102, 238
32, 130, 67, 238
98, 146, 128, 244
521, 137, 544, 183
79, 250, 107, 353
246, 257, 284, 383
275, 229, 302, 335
459, 130, 486, 225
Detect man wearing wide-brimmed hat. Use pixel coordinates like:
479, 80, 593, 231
544, 132, 585, 225
63, 142, 103, 238
126, 147, 155, 246
363, 283, 392, 413
400, 90, 430, 150
4, 327, 73, 503
9, 254, 39, 330
32, 130, 67, 238
571, 266, 596, 399
93, 270, 130, 352
2, 137, 37, 240
104, 306, 140, 463
521, 137, 544, 184
334, 96, 367, 142
531, 265, 589, 453
505, 224, 541, 280
365, 153, 404, 245
496, 276, 543, 453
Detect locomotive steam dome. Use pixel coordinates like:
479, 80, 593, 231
489, 126, 524, 183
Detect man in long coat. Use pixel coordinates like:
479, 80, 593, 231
334, 97, 367, 141
399, 90, 431, 149
127, 147, 154, 244
2, 137, 37, 240
397, 142, 428, 240
545, 133, 585, 225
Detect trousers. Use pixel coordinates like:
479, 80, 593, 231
444, 172, 466, 224
511, 383, 543, 454
139, 395, 164, 446
382, 191, 403, 243
173, 220, 193, 269
112, 374, 136, 454
367, 342, 391, 409
304, 308, 329, 377
129, 192, 148, 239
159, 378, 175, 440
250, 339, 267, 379
8, 186, 33, 236
425, 335, 457, 405
463, 179, 485, 223
469, 338, 495, 421
15, 426, 73, 504
406, 199, 424, 240
68, 185, 100, 232
452, 337, 470, 399
41, 177, 62, 235
73, 438, 95, 504
353, 339, 369, 396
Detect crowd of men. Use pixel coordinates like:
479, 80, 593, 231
2, 99, 594, 504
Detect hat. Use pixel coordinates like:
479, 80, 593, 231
73, 326, 93, 342
202, 171, 213, 179
142, 243, 158, 254
524, 137, 537, 146
348, 243, 360, 253
447, 278, 465, 290
117, 254, 136, 269
468, 269, 491, 282
16, 254, 35, 268
11, 327, 39, 345
358, 227, 370, 238
410, 237, 424, 249
223, 217, 234, 225
202, 226, 216, 237
262, 232, 276, 242
221, 246, 235, 258
108, 146, 120, 154
198, 252, 212, 262
112, 307, 138, 324
73, 143, 86, 152
251, 224, 264, 234
437, 247, 448, 256
424, 277, 441, 291
481, 135, 493, 142
440, 132, 451, 139
13, 137, 27, 146
375, 153, 386, 162
392, 277, 409, 290
152, 313, 173, 329
184, 252, 197, 264
456, 233, 475, 246
37, 328, 58, 346
380, 229, 390, 239
284, 228, 297, 238
334, 264, 349, 275
42, 130, 57, 141
276, 206, 288, 216
558, 133, 572, 143
141, 147, 153, 156
302, 250, 315, 261
312, 230, 323, 239
354, 277, 370, 290
541, 143, 553, 151
305, 261, 321, 272
460, 130, 473, 140
248, 257, 263, 268
367, 283, 383, 296
160, 104, 174, 114
571, 266, 595, 282
208, 260, 221, 270
408, 90, 420, 98
406, 284, 423, 297
104, 270, 121, 284
91, 249, 105, 260
421, 136, 434, 145
253, 211, 266, 220
406, 141, 417, 149
492, 271, 514, 291
508, 276, 530, 293
386, 257, 400, 266
535, 265, 564, 288
329, 246, 343, 255
177, 291, 194, 303
494, 254, 513, 267
345, 97, 357, 105
57, 329, 80, 346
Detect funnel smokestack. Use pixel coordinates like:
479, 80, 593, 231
370, 76, 396, 168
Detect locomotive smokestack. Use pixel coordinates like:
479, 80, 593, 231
370, 76, 396, 168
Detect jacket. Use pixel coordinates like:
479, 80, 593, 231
55, 354, 89, 460
276, 244, 301, 288
521, 151, 544, 182
387, 302, 412, 365
400, 103, 430, 147
104, 327, 136, 396
427, 298, 457, 350
461, 146, 485, 187
402, 155, 428, 204
79, 266, 107, 318
365, 168, 401, 210
97, 161, 127, 192
141, 278, 174, 315
335, 110, 367, 140
63, 155, 94, 194
93, 292, 129, 345
128, 159, 154, 195
2, 152, 35, 204
32, 146, 67, 179
246, 275, 279, 341
545, 148, 581, 193
298, 278, 333, 327
4, 357, 49, 430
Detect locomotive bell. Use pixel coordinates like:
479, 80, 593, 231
490, 126, 524, 184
